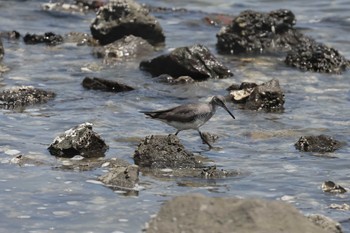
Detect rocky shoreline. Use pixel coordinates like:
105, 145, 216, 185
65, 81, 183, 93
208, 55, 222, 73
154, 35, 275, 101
0, 0, 349, 232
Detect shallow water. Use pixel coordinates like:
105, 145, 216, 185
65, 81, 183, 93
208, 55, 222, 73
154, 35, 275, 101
0, 0, 349, 232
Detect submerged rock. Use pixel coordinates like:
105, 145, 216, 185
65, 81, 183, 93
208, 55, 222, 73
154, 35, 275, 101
155, 74, 195, 84
48, 122, 108, 158
216, 9, 306, 54
64, 32, 98, 46
82, 77, 134, 92
92, 35, 154, 63
140, 44, 233, 81
295, 135, 342, 153
228, 79, 284, 111
146, 194, 330, 233
98, 164, 139, 190
133, 134, 198, 169
285, 41, 349, 74
0, 86, 55, 109
23, 32, 64, 46
90, 0, 165, 46
322, 181, 347, 194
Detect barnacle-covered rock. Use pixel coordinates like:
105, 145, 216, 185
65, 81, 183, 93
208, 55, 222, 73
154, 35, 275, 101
0, 86, 55, 109
48, 122, 108, 158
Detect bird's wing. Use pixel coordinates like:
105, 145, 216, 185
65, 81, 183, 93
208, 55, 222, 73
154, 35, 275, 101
142, 103, 202, 122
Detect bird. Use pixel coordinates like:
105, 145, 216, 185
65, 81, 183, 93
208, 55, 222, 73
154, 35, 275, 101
141, 95, 235, 149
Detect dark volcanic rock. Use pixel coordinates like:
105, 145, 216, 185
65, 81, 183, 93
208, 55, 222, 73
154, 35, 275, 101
285, 41, 349, 74
0, 86, 55, 109
90, 0, 165, 46
98, 164, 139, 190
156, 74, 195, 84
23, 32, 64, 46
216, 9, 308, 54
82, 77, 134, 92
92, 35, 154, 63
48, 122, 108, 158
295, 135, 342, 153
146, 194, 330, 233
133, 134, 199, 169
140, 44, 233, 81
228, 79, 284, 111
321, 181, 347, 194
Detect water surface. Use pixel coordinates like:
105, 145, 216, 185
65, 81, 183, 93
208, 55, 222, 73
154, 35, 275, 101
0, 0, 349, 232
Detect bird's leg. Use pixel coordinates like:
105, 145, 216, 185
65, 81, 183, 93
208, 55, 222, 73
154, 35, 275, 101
198, 130, 213, 149
175, 130, 181, 135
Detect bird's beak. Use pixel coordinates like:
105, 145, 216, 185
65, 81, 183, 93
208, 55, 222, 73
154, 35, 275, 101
222, 103, 235, 119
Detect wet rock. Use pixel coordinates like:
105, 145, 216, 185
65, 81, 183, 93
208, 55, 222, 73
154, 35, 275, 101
216, 9, 307, 54
133, 134, 199, 169
0, 86, 55, 110
23, 32, 64, 46
228, 79, 284, 111
295, 135, 342, 153
54, 157, 129, 171
92, 35, 154, 63
98, 164, 139, 190
156, 74, 195, 84
140, 44, 233, 81
322, 181, 347, 194
329, 203, 350, 211
64, 32, 98, 46
0, 38, 4, 60
10, 154, 46, 167
48, 122, 108, 158
141, 165, 238, 181
146, 194, 329, 233
308, 214, 343, 233
285, 41, 349, 74
90, 0, 165, 46
82, 77, 134, 92
0, 30, 21, 40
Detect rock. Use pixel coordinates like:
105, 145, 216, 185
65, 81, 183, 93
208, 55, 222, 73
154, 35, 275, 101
228, 79, 284, 111
90, 0, 165, 46
0, 86, 55, 109
156, 74, 195, 84
216, 9, 307, 54
329, 203, 350, 211
308, 214, 343, 233
64, 32, 98, 46
285, 41, 349, 74
322, 181, 347, 194
141, 165, 238, 181
0, 38, 4, 60
23, 32, 64, 46
53, 157, 129, 171
145, 194, 330, 233
82, 77, 134, 92
140, 44, 233, 81
48, 122, 108, 158
0, 30, 21, 40
295, 135, 342, 153
92, 35, 154, 63
98, 164, 139, 190
133, 134, 199, 169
